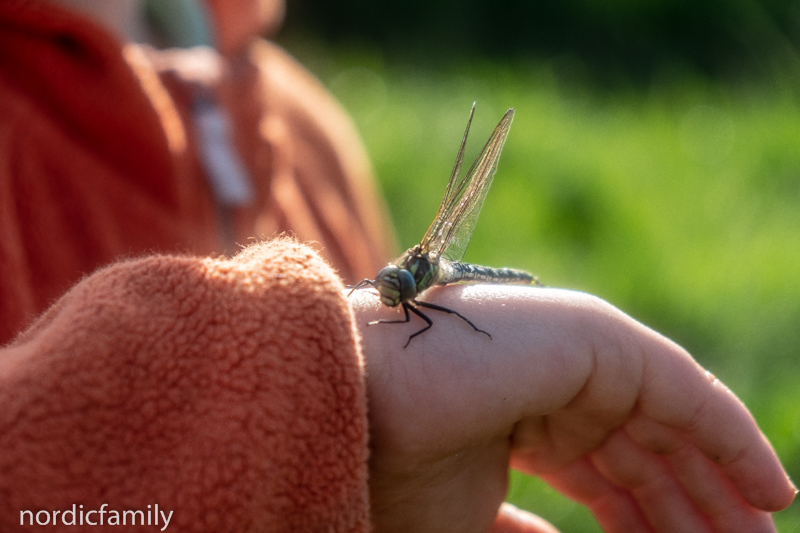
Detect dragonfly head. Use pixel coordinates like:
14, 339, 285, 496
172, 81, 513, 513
373, 265, 416, 307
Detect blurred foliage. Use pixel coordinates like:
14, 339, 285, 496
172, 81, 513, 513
276, 35, 800, 530
282, 0, 800, 83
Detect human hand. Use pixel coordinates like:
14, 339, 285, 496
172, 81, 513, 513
350, 286, 796, 532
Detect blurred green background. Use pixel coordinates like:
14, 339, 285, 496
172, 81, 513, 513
277, 1, 799, 530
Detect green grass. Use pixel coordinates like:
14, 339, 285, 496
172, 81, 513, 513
283, 39, 800, 531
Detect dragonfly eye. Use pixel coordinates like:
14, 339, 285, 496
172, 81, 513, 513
374, 266, 417, 306
395, 269, 417, 301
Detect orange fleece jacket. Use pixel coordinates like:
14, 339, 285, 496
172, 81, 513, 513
0, 0, 395, 344
0, 1, 387, 530
1, 239, 370, 531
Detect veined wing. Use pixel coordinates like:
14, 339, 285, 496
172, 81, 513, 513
419, 105, 514, 262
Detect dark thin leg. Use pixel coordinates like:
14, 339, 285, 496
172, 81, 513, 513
367, 300, 411, 326
367, 302, 433, 349
414, 300, 492, 340
404, 303, 434, 348
366, 299, 491, 349
347, 278, 375, 296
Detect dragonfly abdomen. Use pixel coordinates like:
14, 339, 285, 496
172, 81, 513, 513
438, 261, 535, 285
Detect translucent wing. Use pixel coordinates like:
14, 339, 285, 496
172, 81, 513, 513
431, 103, 475, 237
419, 105, 514, 262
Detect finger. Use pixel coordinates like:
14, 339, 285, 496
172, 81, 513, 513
533, 458, 653, 533
635, 338, 796, 510
491, 502, 560, 533
624, 415, 780, 532
592, 427, 719, 532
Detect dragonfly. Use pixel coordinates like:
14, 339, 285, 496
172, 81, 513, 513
351, 103, 541, 347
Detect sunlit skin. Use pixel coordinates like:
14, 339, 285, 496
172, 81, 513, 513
350, 284, 797, 533
203, 0, 284, 55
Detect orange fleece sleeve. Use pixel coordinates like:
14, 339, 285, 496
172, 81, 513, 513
0, 239, 370, 532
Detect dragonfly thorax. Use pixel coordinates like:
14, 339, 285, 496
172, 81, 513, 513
399, 251, 439, 293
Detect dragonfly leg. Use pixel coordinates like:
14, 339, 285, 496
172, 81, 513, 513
365, 300, 490, 348
367, 301, 411, 326
404, 303, 433, 348
414, 299, 492, 340
347, 278, 375, 296
365, 302, 432, 348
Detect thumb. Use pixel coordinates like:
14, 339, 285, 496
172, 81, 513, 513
491, 503, 560, 533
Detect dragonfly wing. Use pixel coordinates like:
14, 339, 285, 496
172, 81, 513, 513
418, 104, 475, 257
420, 107, 514, 262
437, 103, 475, 219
